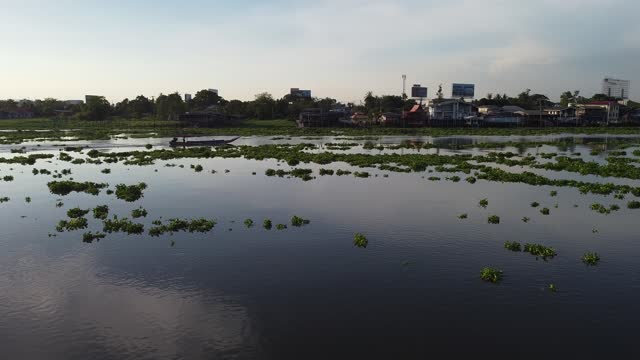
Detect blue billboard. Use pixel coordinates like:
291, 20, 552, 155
452, 84, 475, 98
411, 85, 428, 98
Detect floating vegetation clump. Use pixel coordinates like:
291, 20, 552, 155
487, 215, 500, 224
265, 168, 314, 181
93, 205, 109, 220
448, 176, 461, 182
319, 168, 335, 176
354, 171, 370, 178
131, 207, 148, 218
25, 197, 31, 203
115, 182, 147, 202
480, 267, 503, 283
145, 144, 153, 150
148, 218, 216, 237
540, 208, 550, 215
291, 216, 310, 227
582, 252, 601, 266
48, 181, 108, 196
628, 201, 640, 209
589, 203, 619, 215
522, 217, 531, 223
466, 176, 477, 184
56, 217, 89, 232
458, 213, 468, 219
276, 224, 287, 230
263, 219, 272, 230
103, 217, 145, 235
504, 241, 522, 252
193, 164, 203, 172
523, 243, 557, 260
353, 233, 368, 248
550, 190, 558, 197
67, 207, 90, 218
0, 197, 10, 203
101, 168, 111, 174
244, 219, 254, 228
3, 175, 14, 182
82, 232, 106, 243
548, 284, 558, 293
479, 199, 489, 208
428, 177, 441, 181
336, 170, 352, 176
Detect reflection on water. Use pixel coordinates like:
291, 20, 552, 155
0, 135, 639, 358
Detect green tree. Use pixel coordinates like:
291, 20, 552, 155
81, 96, 111, 120
253, 92, 276, 120
155, 93, 185, 121
191, 90, 220, 110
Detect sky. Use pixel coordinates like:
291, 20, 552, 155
1, 0, 639, 103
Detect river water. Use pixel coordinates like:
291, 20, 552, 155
0, 135, 639, 359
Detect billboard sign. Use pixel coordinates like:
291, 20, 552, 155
452, 83, 475, 98
411, 85, 428, 98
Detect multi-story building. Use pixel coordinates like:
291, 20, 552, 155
602, 78, 630, 99
184, 94, 192, 102
290, 88, 312, 99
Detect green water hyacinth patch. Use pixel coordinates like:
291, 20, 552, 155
148, 218, 216, 237
504, 241, 522, 252
582, 252, 601, 266
291, 216, 310, 227
353, 233, 368, 248
523, 243, 557, 260
131, 207, 148, 218
103, 217, 145, 235
480, 267, 503, 284
263, 219, 272, 230
458, 213, 468, 219
479, 199, 489, 208
244, 219, 254, 228
67, 208, 90, 218
82, 232, 106, 243
115, 182, 147, 202
540, 208, 550, 215
628, 201, 640, 209
487, 215, 500, 224
276, 224, 287, 230
48, 181, 108, 196
93, 205, 109, 220
56, 217, 88, 232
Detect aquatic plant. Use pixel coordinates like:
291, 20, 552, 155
194, 164, 203, 172
487, 215, 500, 224
479, 199, 489, 208
101, 168, 111, 174
56, 217, 88, 232
276, 224, 287, 230
131, 207, 148, 218
522, 217, 531, 223
548, 284, 558, 293
244, 219, 254, 228
291, 216, 310, 227
480, 267, 503, 283
582, 252, 601, 266
353, 233, 368, 248
0, 197, 10, 203
550, 190, 558, 197
336, 169, 352, 176
25, 197, 31, 203
3, 175, 14, 182
427, 177, 441, 181
93, 205, 109, 220
55, 201, 64, 207
67, 207, 90, 218
148, 218, 216, 236
628, 201, 640, 209
114, 183, 147, 202
48, 181, 108, 196
458, 213, 468, 219
354, 171, 370, 178
263, 219, 272, 230
523, 243, 557, 260
504, 241, 522, 252
448, 176, 461, 182
103, 217, 145, 235
145, 144, 153, 149
540, 208, 550, 215
82, 232, 106, 243
319, 168, 335, 176
466, 176, 477, 184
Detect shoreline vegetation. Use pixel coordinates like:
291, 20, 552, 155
2, 118, 640, 144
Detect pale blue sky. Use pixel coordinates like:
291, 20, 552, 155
1, 0, 638, 102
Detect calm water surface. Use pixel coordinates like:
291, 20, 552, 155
1, 135, 639, 359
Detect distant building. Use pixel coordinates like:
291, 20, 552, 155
477, 105, 499, 115
290, 88, 312, 99
185, 94, 192, 102
429, 99, 476, 121
602, 78, 630, 99
207, 89, 219, 96
576, 101, 620, 124
64, 100, 84, 106
85, 95, 102, 103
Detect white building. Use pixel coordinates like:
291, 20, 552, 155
184, 94, 192, 102
602, 78, 630, 99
